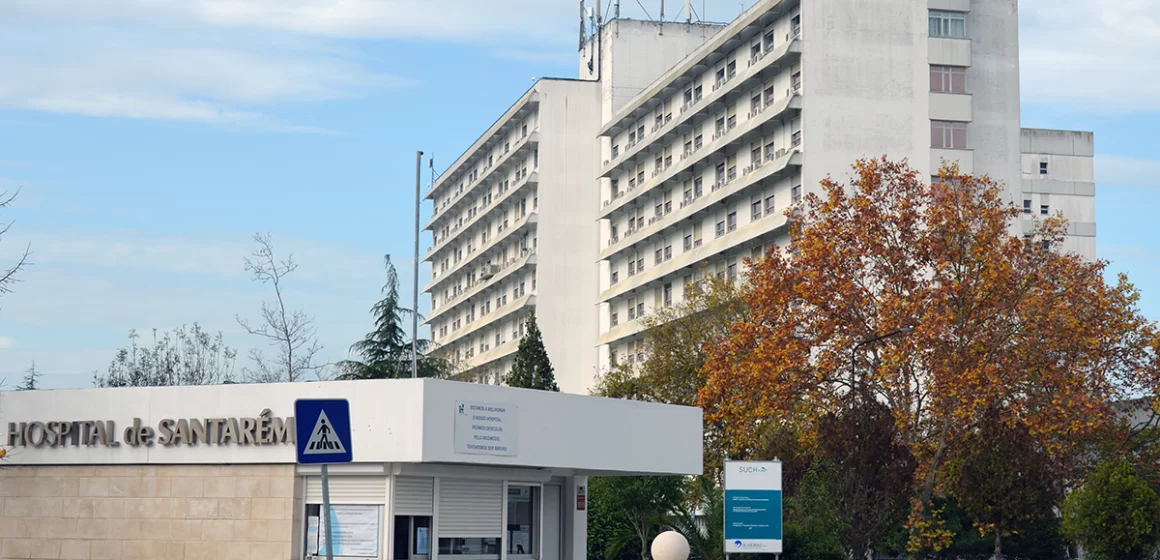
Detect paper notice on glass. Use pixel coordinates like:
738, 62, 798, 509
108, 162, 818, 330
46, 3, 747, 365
416, 527, 429, 555
318, 505, 381, 557
307, 516, 320, 556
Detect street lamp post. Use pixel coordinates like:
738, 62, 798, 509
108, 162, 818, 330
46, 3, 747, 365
849, 326, 915, 390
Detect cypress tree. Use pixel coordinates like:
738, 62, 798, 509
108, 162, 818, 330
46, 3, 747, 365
504, 312, 558, 391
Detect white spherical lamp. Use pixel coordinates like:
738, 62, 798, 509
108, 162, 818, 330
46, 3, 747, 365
651, 531, 691, 560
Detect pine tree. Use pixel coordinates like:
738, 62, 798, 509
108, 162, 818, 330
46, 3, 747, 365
18, 360, 40, 391
337, 255, 451, 380
503, 312, 558, 391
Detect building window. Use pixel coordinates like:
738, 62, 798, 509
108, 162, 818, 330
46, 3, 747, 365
1023, 200, 1032, 214
930, 65, 967, 93
715, 68, 725, 83
628, 130, 636, 144
684, 88, 693, 104
792, 130, 802, 147
638, 171, 645, 183
612, 270, 619, 284
727, 60, 737, 78
628, 260, 636, 275
716, 220, 726, 238
694, 177, 703, 196
715, 117, 726, 136
750, 43, 760, 58
765, 195, 775, 215
752, 200, 762, 219
638, 125, 645, 139
727, 263, 738, 282
664, 245, 672, 260
1040, 204, 1049, 215
792, 185, 802, 203
663, 283, 673, 306
694, 85, 703, 101
684, 235, 693, 250
694, 135, 703, 149
1039, 161, 1048, 175
931, 120, 968, 149
655, 248, 663, 265
727, 212, 737, 232
611, 311, 619, 327
637, 301, 645, 317
752, 146, 762, 164
929, 10, 967, 38
612, 145, 619, 158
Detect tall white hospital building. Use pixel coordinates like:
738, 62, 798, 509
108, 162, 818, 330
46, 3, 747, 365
424, 0, 1097, 394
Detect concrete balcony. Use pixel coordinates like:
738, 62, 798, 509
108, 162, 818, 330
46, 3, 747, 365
600, 93, 802, 220
931, 148, 974, 175
426, 249, 537, 324
928, 37, 971, 67
426, 171, 538, 262
455, 339, 520, 377
929, 92, 972, 122
427, 131, 538, 231
600, 149, 803, 261
425, 210, 538, 294
598, 39, 802, 178
428, 90, 539, 199
599, 198, 795, 304
435, 293, 535, 349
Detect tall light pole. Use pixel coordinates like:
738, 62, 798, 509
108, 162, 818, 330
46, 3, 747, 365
412, 150, 423, 379
850, 326, 915, 391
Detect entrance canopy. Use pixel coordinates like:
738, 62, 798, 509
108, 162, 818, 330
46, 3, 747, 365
1, 378, 703, 477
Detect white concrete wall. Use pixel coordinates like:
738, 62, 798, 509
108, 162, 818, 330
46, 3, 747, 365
0, 379, 703, 476
534, 79, 603, 394
581, 19, 722, 122
968, 0, 1023, 204
1020, 128, 1097, 260
800, 0, 932, 192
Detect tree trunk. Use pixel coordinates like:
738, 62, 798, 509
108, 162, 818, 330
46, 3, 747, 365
993, 531, 1002, 560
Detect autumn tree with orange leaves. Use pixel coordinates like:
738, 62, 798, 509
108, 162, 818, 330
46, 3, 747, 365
698, 158, 1160, 554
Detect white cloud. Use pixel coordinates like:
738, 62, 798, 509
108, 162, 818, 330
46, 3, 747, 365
4, 0, 578, 44
0, 32, 404, 130
0, 336, 13, 349
1021, 0, 1160, 111
1095, 155, 1160, 188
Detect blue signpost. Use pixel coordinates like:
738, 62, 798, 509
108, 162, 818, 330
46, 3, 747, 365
723, 460, 783, 555
296, 399, 354, 560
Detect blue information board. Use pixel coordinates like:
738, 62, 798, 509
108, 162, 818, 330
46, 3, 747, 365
724, 461, 783, 554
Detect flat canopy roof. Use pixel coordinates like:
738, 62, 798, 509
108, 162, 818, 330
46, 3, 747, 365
0, 379, 703, 477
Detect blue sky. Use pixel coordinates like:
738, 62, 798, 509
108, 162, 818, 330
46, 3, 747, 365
1, 0, 1158, 389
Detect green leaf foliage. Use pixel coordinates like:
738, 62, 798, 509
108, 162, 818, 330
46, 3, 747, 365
589, 476, 685, 560
503, 311, 558, 391
1062, 458, 1160, 560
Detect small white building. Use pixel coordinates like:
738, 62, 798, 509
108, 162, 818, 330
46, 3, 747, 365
0, 379, 703, 560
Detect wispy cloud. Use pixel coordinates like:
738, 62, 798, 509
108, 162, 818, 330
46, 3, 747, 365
0, 336, 13, 349
1021, 0, 1160, 112
1095, 155, 1160, 188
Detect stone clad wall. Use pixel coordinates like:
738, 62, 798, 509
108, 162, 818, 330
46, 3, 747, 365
0, 464, 302, 560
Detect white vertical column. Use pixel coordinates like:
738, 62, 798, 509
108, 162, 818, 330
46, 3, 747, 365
562, 476, 588, 560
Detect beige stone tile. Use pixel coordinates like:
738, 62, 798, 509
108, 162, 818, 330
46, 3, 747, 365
234, 477, 270, 498
164, 465, 221, 478
126, 478, 169, 498
218, 498, 252, 520
173, 519, 203, 541
121, 540, 154, 560
170, 477, 203, 498
74, 518, 108, 540
204, 477, 236, 498
249, 542, 290, 560
232, 519, 268, 542
2, 537, 33, 559
60, 477, 81, 498
59, 539, 91, 560
62, 497, 95, 518
0, 515, 19, 538
268, 478, 295, 499
251, 498, 292, 520
123, 497, 149, 518
91, 498, 125, 519
107, 478, 131, 498
106, 518, 142, 540
88, 540, 122, 560
29, 537, 62, 559
5, 497, 62, 518
155, 497, 181, 519
3, 467, 37, 477
78, 478, 109, 498
179, 498, 219, 520
0, 478, 21, 497
27, 517, 77, 538
159, 541, 185, 560
202, 519, 235, 541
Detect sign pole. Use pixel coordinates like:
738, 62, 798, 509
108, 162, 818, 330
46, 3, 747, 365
321, 463, 334, 560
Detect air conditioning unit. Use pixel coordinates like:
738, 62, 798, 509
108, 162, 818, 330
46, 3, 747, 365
777, 148, 787, 158
480, 264, 499, 280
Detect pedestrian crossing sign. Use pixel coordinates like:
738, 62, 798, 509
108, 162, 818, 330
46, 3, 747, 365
295, 399, 353, 465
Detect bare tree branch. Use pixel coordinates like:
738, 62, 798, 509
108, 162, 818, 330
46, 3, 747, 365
236, 232, 323, 382
0, 188, 31, 299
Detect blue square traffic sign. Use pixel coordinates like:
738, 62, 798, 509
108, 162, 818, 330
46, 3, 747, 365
295, 399, 353, 465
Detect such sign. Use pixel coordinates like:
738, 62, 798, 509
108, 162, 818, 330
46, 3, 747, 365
724, 460, 783, 554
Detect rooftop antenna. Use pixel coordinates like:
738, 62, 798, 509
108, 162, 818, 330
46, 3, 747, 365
614, 0, 620, 19
579, 0, 586, 49
685, 0, 691, 22
659, 0, 664, 33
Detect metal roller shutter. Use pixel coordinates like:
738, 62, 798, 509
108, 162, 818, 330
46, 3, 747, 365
305, 476, 387, 504
394, 477, 434, 515
437, 478, 503, 537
